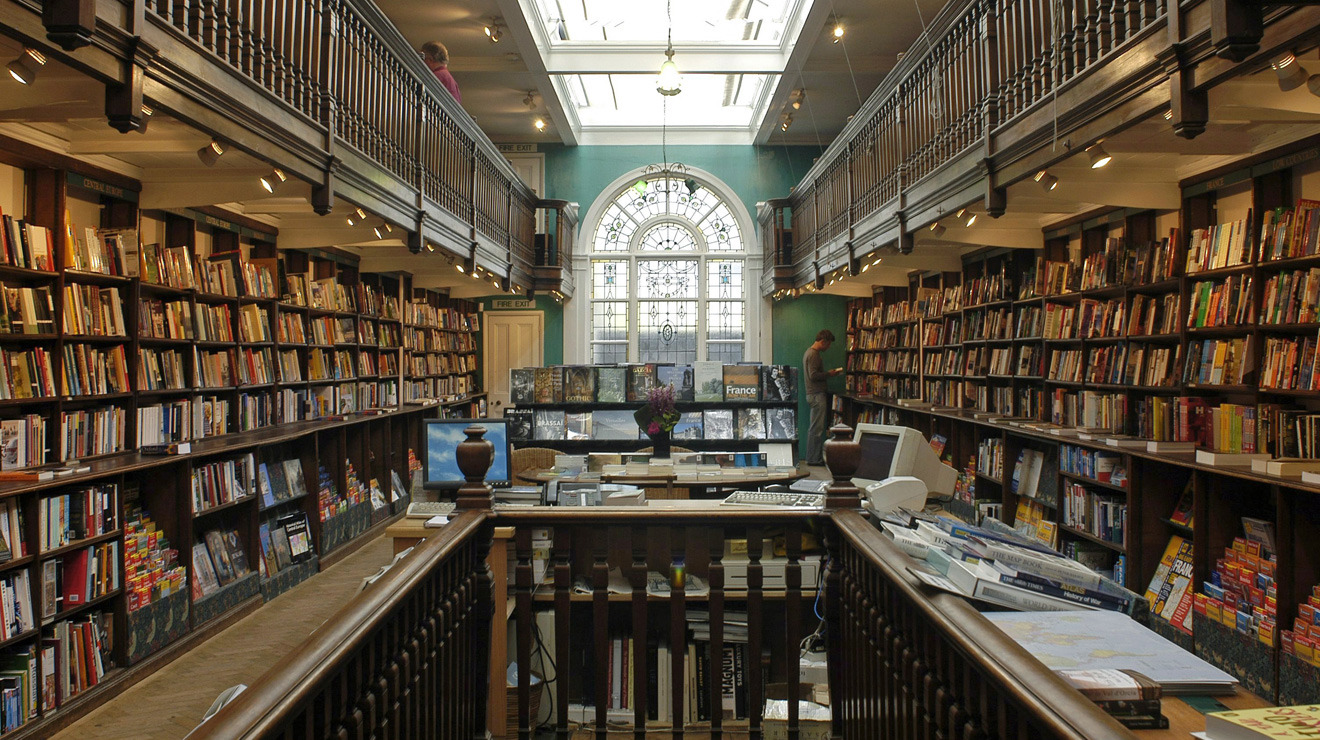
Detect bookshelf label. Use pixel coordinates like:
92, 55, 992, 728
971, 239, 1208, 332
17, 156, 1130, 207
66, 172, 137, 202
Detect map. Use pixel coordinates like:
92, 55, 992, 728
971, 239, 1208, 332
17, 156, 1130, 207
983, 610, 1237, 693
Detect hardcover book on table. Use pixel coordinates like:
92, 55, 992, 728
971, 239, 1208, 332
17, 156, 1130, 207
766, 408, 796, 440
595, 366, 626, 403
509, 368, 535, 405
562, 366, 596, 403
504, 407, 534, 442
656, 364, 695, 401
736, 408, 767, 440
673, 411, 704, 441
533, 367, 560, 403
723, 365, 760, 402
626, 364, 658, 402
1205, 704, 1320, 740
693, 361, 725, 402
760, 365, 799, 402
591, 410, 637, 440
533, 409, 566, 441
704, 409, 734, 440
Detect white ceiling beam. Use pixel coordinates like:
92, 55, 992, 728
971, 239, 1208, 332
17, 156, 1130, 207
754, 0, 836, 144
495, 0, 579, 145
919, 227, 1045, 250
538, 47, 791, 74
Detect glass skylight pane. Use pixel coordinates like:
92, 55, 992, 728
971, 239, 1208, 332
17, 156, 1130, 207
532, 0, 805, 45
558, 74, 775, 128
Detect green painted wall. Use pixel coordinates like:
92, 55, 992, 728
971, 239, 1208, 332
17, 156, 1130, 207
772, 295, 850, 460
541, 144, 822, 233
478, 295, 564, 365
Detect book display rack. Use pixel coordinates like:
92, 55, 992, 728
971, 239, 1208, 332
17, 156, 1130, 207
0, 154, 485, 737
836, 139, 1320, 706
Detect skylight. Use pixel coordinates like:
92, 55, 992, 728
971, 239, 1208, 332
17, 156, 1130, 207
559, 73, 777, 128
531, 0, 798, 45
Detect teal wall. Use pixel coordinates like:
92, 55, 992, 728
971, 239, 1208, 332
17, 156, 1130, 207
478, 295, 564, 365
541, 144, 822, 234
772, 295, 850, 460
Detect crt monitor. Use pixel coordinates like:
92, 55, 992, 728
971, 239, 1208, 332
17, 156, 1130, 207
424, 418, 511, 490
850, 423, 957, 497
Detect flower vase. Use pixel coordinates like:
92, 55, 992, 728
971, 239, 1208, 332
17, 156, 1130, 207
649, 430, 671, 459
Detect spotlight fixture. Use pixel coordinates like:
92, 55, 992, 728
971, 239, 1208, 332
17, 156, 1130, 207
372, 221, 393, 240
138, 105, 154, 134
426, 243, 435, 252
929, 222, 946, 237
1087, 143, 1112, 169
1163, 109, 1174, 121
656, 0, 682, 96
1033, 170, 1059, 192
1272, 54, 1307, 92
523, 91, 538, 110
6, 48, 46, 85
966, 213, 977, 227
832, 20, 845, 43
197, 139, 226, 166
789, 89, 805, 111
533, 117, 546, 132
484, 23, 503, 43
259, 167, 288, 193
455, 263, 465, 273
861, 262, 870, 273
346, 207, 367, 226
780, 116, 792, 132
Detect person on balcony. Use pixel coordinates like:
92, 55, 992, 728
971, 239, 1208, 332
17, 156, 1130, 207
803, 329, 843, 466
422, 41, 461, 104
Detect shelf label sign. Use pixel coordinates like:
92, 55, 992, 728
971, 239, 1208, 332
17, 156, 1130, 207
490, 298, 534, 309
66, 172, 138, 202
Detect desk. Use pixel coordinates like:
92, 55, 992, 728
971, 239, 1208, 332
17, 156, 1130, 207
518, 466, 811, 499
1142, 687, 1272, 738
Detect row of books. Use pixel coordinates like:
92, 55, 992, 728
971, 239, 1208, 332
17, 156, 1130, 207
39, 540, 119, 617
1061, 482, 1127, 546
403, 304, 477, 331
191, 454, 254, 514
192, 528, 252, 599
62, 285, 126, 336
507, 407, 797, 443
37, 484, 117, 553
44, 611, 112, 708
258, 512, 313, 578
1058, 445, 1125, 485
511, 363, 799, 406
406, 327, 475, 353
1186, 275, 1254, 328
65, 224, 134, 277
123, 499, 186, 612
0, 213, 54, 272
1186, 215, 1253, 273
407, 353, 474, 376
258, 458, 310, 508
1183, 337, 1252, 386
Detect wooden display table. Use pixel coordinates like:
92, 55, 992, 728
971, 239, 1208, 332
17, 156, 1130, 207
516, 466, 811, 499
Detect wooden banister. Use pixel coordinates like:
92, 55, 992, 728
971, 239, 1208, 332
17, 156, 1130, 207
184, 510, 494, 740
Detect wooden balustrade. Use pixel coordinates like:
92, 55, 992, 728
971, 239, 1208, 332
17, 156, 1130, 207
184, 510, 495, 740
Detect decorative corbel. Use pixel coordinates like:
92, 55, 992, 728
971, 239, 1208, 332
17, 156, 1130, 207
1210, 0, 1262, 61
106, 37, 159, 133
312, 156, 340, 216
43, 0, 96, 50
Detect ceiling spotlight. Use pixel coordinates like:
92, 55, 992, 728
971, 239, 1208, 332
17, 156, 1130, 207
426, 243, 435, 252
533, 117, 546, 132
1087, 143, 1112, 169
197, 139, 226, 166
1163, 109, 1173, 121
790, 89, 805, 110
138, 105, 154, 134
861, 263, 870, 273
781, 115, 793, 132
929, 222, 946, 237
259, 167, 288, 193
7, 48, 46, 85
484, 23, 503, 43
523, 91, 537, 110
832, 20, 845, 43
455, 263, 465, 273
372, 221, 393, 239
966, 213, 977, 227
1033, 170, 1059, 192
1272, 54, 1307, 91
346, 207, 366, 226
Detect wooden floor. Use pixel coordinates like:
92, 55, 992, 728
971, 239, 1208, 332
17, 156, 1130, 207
50, 535, 395, 740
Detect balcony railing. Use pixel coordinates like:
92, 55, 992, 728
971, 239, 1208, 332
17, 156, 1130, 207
16, 0, 559, 293
769, 0, 1313, 292
187, 426, 1139, 740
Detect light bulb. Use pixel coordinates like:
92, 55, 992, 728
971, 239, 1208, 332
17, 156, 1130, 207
657, 50, 682, 96
832, 23, 844, 42
1087, 144, 1112, 169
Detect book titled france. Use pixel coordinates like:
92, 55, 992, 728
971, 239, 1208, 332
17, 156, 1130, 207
1204, 705, 1320, 740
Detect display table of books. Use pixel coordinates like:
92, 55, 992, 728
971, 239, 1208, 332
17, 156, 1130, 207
517, 465, 809, 499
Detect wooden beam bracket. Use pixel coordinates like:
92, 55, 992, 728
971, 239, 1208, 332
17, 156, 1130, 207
42, 0, 96, 50
105, 37, 159, 134
1210, 0, 1263, 61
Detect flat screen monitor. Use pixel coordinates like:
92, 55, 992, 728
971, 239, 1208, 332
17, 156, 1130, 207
424, 418, 511, 490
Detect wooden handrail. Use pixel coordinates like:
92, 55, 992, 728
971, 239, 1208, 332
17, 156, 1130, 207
186, 511, 493, 740
829, 508, 1137, 739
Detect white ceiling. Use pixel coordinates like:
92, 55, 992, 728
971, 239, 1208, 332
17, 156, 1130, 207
373, 0, 950, 146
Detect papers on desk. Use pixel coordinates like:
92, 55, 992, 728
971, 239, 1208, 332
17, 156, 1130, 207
983, 610, 1237, 694
423, 514, 450, 528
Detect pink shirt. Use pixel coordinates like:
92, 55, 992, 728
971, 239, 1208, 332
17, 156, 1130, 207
429, 64, 461, 104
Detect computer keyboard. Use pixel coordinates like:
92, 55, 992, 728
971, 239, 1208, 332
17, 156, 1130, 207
720, 490, 824, 508
405, 501, 456, 518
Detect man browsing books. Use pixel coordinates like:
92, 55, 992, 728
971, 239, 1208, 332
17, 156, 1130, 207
803, 329, 843, 466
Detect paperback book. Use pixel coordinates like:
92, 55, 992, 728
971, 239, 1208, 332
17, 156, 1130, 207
672, 411, 704, 440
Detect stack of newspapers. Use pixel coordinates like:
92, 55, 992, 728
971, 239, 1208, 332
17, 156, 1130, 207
880, 510, 1146, 615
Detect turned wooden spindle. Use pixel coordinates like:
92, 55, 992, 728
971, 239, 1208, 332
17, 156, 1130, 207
823, 424, 863, 509
455, 424, 494, 510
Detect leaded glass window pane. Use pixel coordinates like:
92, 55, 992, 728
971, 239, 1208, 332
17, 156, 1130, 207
592, 260, 628, 299
707, 342, 744, 363
638, 222, 698, 252
707, 260, 743, 298
592, 301, 629, 342
638, 259, 699, 299
593, 343, 628, 364
639, 300, 697, 364
699, 203, 743, 252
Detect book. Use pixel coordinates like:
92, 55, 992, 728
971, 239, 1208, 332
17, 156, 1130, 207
1144, 535, 1193, 634
1054, 668, 1161, 702
626, 364, 657, 402
280, 512, 312, 563
257, 464, 276, 508
722, 365, 760, 402
504, 407, 534, 442
258, 522, 279, 577
759, 365, 799, 402
593, 409, 638, 440
595, 366, 626, 403
735, 407, 766, 440
672, 411, 704, 441
140, 442, 191, 455
533, 367, 559, 403
532, 409, 566, 441
203, 530, 236, 586
224, 529, 250, 576
1205, 705, 1320, 740
282, 459, 308, 500
509, 368, 534, 405
192, 543, 221, 597
564, 411, 591, 440
656, 365, 694, 401
693, 362, 725, 402
562, 366, 596, 403
703, 409, 734, 440
766, 407, 796, 440
1169, 481, 1193, 527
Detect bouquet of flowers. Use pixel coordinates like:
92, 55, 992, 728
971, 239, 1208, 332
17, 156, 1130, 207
634, 383, 680, 436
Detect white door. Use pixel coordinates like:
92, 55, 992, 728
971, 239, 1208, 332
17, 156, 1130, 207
484, 311, 543, 416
